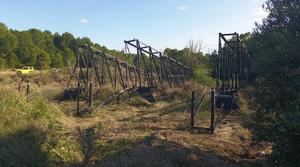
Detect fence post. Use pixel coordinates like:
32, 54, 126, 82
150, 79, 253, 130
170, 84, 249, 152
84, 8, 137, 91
191, 91, 195, 129
77, 82, 80, 115
26, 82, 30, 95
89, 82, 93, 111
210, 88, 216, 133
18, 82, 22, 92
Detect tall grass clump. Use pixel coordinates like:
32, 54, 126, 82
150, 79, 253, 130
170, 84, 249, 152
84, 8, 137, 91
0, 88, 62, 166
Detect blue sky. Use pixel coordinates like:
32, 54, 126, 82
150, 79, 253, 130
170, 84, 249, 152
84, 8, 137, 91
0, 0, 267, 52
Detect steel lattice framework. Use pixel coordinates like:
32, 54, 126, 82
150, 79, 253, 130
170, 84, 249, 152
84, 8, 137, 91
124, 39, 193, 88
67, 39, 193, 94
217, 33, 251, 92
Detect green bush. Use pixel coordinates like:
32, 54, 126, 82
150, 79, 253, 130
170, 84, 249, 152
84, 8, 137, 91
0, 88, 61, 166
245, 0, 300, 165
192, 67, 215, 86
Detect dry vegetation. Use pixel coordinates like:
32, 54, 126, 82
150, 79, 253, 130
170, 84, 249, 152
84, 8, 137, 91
0, 70, 271, 166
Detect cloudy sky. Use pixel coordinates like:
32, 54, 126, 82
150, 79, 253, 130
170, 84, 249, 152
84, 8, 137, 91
0, 0, 268, 52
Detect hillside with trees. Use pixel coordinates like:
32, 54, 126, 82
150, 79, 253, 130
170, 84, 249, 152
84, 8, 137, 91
0, 23, 129, 69
0, 23, 211, 70
0, 23, 215, 86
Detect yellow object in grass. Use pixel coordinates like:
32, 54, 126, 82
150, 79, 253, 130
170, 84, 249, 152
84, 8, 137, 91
15, 66, 34, 74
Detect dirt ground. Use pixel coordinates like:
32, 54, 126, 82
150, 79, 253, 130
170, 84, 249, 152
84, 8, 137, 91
56, 98, 271, 166
0, 70, 271, 166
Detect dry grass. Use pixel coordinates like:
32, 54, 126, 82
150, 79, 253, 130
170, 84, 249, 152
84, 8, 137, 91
0, 70, 269, 166
56, 97, 258, 166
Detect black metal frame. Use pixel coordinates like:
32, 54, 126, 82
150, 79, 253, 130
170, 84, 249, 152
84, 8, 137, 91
66, 40, 193, 113
217, 33, 251, 92
124, 39, 193, 88
190, 32, 252, 134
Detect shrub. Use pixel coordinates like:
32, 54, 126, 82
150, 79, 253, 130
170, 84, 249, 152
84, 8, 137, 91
0, 88, 61, 166
192, 67, 215, 86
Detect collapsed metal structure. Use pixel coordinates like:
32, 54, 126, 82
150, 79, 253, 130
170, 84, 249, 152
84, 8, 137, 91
190, 32, 252, 134
216, 33, 251, 92
67, 39, 193, 90
124, 39, 193, 88
65, 39, 193, 113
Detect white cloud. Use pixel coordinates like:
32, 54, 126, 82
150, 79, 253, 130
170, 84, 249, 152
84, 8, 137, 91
177, 6, 188, 11
80, 18, 89, 24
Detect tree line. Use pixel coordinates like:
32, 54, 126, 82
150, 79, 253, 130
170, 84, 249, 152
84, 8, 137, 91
0, 23, 214, 74
0, 23, 127, 69
0, 23, 216, 86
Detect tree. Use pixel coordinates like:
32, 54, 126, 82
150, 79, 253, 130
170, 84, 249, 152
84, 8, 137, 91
51, 52, 64, 68
0, 23, 18, 68
187, 39, 203, 54
61, 32, 76, 50
36, 49, 51, 69
0, 23, 18, 53
247, 0, 300, 165
7, 52, 19, 68
186, 39, 203, 68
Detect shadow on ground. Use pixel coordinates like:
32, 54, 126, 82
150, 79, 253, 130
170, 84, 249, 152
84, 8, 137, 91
96, 134, 237, 167
0, 127, 49, 167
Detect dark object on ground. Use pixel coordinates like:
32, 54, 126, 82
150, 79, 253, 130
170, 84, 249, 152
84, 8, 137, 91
137, 87, 155, 103
216, 93, 239, 110
63, 88, 81, 100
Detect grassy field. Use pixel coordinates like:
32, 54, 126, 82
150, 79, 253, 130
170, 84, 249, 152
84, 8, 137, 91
0, 70, 271, 166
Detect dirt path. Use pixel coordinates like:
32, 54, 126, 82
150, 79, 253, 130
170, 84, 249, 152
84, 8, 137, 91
57, 100, 269, 166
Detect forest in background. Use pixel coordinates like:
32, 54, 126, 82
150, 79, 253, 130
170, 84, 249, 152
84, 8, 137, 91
0, 22, 215, 85
0, 23, 128, 69
0, 23, 211, 70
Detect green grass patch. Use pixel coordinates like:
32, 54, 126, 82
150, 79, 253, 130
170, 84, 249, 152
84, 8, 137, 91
192, 67, 215, 86
0, 88, 63, 166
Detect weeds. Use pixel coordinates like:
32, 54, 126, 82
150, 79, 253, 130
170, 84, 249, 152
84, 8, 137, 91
0, 88, 62, 166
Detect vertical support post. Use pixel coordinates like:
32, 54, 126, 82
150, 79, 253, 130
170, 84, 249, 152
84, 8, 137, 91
77, 82, 80, 115
160, 53, 171, 87
101, 56, 105, 85
217, 33, 221, 90
231, 52, 234, 89
159, 54, 163, 85
235, 33, 239, 91
136, 40, 142, 87
26, 82, 30, 95
222, 46, 225, 91
191, 91, 195, 129
89, 82, 92, 110
126, 62, 129, 88
210, 89, 216, 133
114, 58, 117, 87
18, 81, 22, 92
143, 71, 146, 86
86, 51, 90, 90
226, 49, 230, 89
237, 33, 241, 89
149, 49, 153, 87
